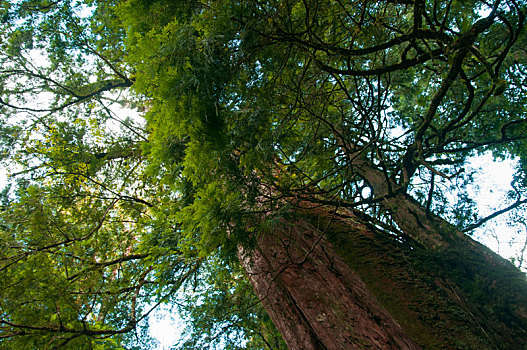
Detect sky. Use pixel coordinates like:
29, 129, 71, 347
149, 306, 184, 350
468, 153, 526, 264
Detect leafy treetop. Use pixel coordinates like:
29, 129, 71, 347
1, 0, 527, 348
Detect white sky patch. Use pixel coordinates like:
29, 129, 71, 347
468, 153, 516, 217
466, 152, 525, 264
149, 305, 185, 350
0, 167, 7, 186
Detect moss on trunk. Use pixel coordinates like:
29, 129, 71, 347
317, 209, 527, 349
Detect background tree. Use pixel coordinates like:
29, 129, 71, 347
1, 0, 527, 349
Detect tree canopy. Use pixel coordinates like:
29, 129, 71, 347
1, 0, 527, 349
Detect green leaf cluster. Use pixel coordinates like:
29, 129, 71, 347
2, 0, 527, 348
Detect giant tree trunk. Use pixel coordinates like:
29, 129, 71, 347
239, 205, 527, 349
238, 214, 420, 349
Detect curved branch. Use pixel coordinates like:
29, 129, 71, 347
67, 253, 150, 282
1, 69, 81, 97
0, 79, 134, 113
462, 198, 527, 232
0, 319, 134, 337
316, 48, 444, 77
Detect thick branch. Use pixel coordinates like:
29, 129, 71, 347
67, 253, 150, 282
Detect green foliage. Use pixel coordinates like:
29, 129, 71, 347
176, 253, 287, 350
2, 0, 527, 348
118, 0, 527, 241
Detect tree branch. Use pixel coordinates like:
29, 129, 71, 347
462, 198, 527, 232
0, 79, 134, 113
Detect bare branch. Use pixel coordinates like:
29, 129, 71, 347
462, 198, 527, 232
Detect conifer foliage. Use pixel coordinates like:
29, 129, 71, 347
1, 1, 527, 349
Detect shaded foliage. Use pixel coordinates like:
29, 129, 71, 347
1, 0, 527, 348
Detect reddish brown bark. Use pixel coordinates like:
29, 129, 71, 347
353, 158, 527, 344
238, 216, 421, 349
237, 148, 527, 348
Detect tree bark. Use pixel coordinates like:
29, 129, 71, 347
239, 203, 527, 349
238, 215, 421, 349
236, 142, 527, 349
354, 156, 527, 346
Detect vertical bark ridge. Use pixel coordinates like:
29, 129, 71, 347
239, 216, 421, 349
